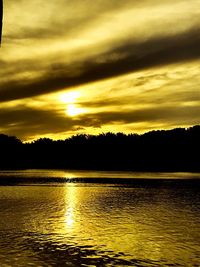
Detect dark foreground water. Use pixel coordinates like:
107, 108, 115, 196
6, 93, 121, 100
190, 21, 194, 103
0, 170, 199, 267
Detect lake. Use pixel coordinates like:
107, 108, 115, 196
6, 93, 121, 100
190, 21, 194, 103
0, 170, 199, 266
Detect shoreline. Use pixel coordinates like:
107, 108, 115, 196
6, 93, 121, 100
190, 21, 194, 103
0, 169, 199, 186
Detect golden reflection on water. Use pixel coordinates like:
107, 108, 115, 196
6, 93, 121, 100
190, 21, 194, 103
64, 185, 77, 229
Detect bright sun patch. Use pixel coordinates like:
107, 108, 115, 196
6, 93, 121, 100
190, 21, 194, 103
59, 91, 85, 117
66, 104, 84, 117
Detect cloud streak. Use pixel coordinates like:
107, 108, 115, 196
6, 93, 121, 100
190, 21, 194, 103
1, 27, 200, 102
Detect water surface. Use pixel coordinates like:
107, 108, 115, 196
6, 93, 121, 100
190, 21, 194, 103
0, 170, 199, 266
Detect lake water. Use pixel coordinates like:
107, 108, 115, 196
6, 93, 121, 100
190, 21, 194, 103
0, 170, 199, 266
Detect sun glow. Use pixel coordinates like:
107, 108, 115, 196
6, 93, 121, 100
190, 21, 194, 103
60, 91, 80, 104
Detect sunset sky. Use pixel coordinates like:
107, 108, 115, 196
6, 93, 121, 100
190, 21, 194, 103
0, 0, 200, 141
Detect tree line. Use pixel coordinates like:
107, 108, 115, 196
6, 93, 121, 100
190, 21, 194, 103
0, 125, 199, 171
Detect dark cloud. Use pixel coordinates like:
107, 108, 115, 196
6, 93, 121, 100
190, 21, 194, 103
1, 27, 200, 102
0, 106, 77, 139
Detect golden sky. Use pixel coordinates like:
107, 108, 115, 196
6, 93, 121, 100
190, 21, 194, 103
0, 0, 200, 140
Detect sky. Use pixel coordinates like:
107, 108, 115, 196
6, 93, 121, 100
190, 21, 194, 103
0, 0, 200, 141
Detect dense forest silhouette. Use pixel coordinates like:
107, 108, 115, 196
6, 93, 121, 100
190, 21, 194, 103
0, 125, 199, 171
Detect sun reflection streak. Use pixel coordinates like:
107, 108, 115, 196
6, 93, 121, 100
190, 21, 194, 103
64, 185, 77, 230
65, 206, 74, 227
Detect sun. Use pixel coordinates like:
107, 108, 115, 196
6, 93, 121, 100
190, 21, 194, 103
67, 104, 83, 117
59, 91, 85, 117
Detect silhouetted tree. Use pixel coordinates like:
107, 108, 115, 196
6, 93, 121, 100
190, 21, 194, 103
0, 134, 22, 169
